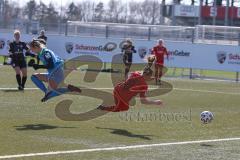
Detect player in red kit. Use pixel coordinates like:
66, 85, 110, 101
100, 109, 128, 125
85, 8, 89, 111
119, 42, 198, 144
98, 62, 163, 112
151, 39, 169, 85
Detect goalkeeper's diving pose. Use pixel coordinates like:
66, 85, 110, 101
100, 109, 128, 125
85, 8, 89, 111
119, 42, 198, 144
98, 58, 163, 112
28, 39, 81, 102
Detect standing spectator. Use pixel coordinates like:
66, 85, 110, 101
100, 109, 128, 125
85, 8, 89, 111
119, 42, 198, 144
151, 39, 169, 85
121, 38, 136, 80
38, 30, 47, 43
8, 30, 30, 90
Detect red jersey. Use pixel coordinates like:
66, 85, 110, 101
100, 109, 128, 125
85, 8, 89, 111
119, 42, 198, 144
114, 72, 148, 104
151, 45, 168, 65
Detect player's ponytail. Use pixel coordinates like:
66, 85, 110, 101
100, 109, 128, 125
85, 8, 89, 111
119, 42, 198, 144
29, 39, 45, 48
37, 38, 46, 45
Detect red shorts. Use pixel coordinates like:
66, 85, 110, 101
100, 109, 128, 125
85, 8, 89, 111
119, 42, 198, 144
111, 90, 129, 112
100, 88, 129, 112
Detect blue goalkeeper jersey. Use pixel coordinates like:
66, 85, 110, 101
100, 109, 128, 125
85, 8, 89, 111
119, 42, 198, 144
38, 48, 63, 73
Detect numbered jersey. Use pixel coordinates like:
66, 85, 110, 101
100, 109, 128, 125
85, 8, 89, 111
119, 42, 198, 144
38, 48, 63, 73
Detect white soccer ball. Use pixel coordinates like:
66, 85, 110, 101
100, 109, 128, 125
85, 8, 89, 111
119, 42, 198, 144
200, 111, 213, 124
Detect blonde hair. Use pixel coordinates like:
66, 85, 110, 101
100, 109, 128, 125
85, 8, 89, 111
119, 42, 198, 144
158, 39, 164, 43
14, 30, 21, 36
126, 38, 132, 44
40, 30, 45, 34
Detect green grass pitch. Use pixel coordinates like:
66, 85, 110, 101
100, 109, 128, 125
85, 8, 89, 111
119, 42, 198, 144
0, 65, 239, 160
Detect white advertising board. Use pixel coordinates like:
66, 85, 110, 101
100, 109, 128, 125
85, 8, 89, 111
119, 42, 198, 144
49, 36, 192, 68
1, 32, 240, 72
190, 43, 240, 72
174, 5, 199, 17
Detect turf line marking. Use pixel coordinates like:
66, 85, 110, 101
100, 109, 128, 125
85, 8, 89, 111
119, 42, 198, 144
0, 87, 239, 95
0, 88, 38, 90
0, 137, 240, 159
173, 88, 240, 95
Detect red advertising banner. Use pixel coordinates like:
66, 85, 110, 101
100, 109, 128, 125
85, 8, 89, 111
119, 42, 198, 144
202, 6, 240, 19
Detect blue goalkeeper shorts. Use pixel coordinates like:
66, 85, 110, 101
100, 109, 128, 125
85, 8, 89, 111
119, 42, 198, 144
46, 65, 65, 85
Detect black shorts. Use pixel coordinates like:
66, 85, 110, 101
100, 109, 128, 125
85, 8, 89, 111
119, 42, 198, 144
123, 54, 132, 65
12, 60, 27, 69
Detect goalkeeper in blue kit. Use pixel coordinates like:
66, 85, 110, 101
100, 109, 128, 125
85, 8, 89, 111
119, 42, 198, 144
28, 39, 81, 102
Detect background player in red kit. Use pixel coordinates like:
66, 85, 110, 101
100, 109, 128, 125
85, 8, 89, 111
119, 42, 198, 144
98, 63, 163, 112
151, 39, 169, 85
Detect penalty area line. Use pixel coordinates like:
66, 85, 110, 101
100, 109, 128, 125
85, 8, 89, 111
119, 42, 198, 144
0, 137, 240, 159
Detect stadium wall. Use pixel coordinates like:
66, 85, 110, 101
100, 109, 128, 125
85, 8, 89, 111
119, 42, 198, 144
0, 32, 240, 72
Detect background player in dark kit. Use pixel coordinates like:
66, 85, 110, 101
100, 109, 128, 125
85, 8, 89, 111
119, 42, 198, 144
8, 30, 30, 90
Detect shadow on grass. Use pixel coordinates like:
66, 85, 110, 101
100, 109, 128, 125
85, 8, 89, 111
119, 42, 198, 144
200, 143, 214, 147
14, 124, 76, 131
96, 127, 153, 140
1, 89, 23, 93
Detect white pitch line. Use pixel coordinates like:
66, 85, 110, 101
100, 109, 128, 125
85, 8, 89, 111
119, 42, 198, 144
0, 137, 240, 159
173, 88, 240, 95
0, 87, 239, 95
0, 88, 38, 90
